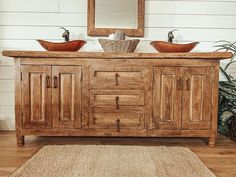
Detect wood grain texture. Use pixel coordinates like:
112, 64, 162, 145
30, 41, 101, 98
90, 67, 145, 90
21, 66, 52, 129
209, 65, 221, 147
14, 59, 23, 146
2, 51, 232, 60
182, 67, 212, 130
52, 66, 82, 129
153, 67, 182, 130
3, 52, 225, 147
90, 107, 145, 130
90, 90, 145, 106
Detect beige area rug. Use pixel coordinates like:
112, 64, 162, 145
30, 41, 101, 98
10, 145, 216, 177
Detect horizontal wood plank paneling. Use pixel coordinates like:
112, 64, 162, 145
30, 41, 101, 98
0, 106, 14, 116
2, 26, 236, 43
59, 0, 87, 13
0, 0, 58, 12
2, 26, 236, 42
0, 26, 87, 40
146, 1, 236, 15
57, 0, 236, 15
1, 13, 236, 29
0, 13, 87, 26
0, 66, 15, 79
0, 0, 235, 130
0, 106, 15, 130
0, 93, 14, 106
0, 106, 15, 115
0, 55, 14, 66
0, 80, 14, 93
146, 14, 236, 28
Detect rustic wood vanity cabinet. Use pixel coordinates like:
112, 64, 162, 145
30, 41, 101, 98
2, 51, 232, 147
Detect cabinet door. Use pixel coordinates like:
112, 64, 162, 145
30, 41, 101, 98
21, 66, 52, 129
182, 67, 212, 130
153, 67, 182, 130
52, 66, 82, 129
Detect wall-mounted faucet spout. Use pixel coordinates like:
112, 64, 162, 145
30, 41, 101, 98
60, 27, 70, 42
168, 29, 178, 43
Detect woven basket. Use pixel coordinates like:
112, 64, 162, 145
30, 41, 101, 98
98, 39, 140, 53
228, 115, 236, 142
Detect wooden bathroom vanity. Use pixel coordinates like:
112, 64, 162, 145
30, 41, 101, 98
2, 51, 232, 147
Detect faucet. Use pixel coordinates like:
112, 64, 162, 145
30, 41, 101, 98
60, 27, 70, 42
168, 29, 178, 43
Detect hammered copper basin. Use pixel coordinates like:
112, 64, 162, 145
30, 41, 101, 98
37, 39, 87, 51
150, 41, 199, 53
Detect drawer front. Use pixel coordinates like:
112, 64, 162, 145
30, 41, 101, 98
90, 90, 145, 106
90, 107, 145, 130
90, 67, 145, 89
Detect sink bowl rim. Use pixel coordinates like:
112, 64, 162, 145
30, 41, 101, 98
150, 41, 199, 46
37, 39, 87, 51
150, 41, 199, 53
37, 39, 87, 45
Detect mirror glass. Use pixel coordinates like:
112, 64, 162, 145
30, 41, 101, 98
95, 0, 138, 29
87, 0, 144, 37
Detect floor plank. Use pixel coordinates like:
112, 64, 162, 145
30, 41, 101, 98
0, 131, 235, 177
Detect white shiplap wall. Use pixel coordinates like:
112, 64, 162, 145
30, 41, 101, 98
0, 0, 236, 130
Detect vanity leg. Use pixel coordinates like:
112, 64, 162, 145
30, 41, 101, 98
208, 136, 216, 147
17, 135, 25, 147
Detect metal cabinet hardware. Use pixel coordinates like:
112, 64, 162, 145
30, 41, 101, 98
53, 76, 58, 88
115, 96, 120, 109
186, 78, 190, 91
115, 73, 120, 86
94, 71, 97, 77
45, 76, 50, 88
116, 119, 120, 132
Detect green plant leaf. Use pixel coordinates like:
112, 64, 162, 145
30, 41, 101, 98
224, 60, 236, 71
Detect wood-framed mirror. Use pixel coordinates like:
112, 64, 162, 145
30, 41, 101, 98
87, 0, 145, 37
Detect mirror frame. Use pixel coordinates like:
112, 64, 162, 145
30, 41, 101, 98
87, 0, 145, 37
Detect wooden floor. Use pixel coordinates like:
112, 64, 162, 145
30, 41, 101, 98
0, 131, 235, 177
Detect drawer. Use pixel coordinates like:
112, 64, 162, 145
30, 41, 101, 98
90, 90, 145, 106
90, 107, 145, 130
90, 67, 145, 89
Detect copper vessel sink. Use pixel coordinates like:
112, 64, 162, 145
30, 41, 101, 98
150, 41, 199, 53
37, 39, 87, 51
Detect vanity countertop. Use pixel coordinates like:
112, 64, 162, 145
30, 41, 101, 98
2, 50, 232, 60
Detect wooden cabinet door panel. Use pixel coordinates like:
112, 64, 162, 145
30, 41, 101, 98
182, 67, 212, 130
153, 67, 182, 130
90, 107, 145, 130
52, 66, 82, 129
90, 90, 145, 106
21, 66, 52, 129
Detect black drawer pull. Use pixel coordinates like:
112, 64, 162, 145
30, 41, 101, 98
115, 73, 120, 86
186, 78, 190, 91
53, 76, 58, 88
116, 119, 120, 132
45, 75, 50, 88
115, 96, 119, 110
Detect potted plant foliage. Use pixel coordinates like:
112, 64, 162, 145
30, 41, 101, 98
215, 41, 236, 141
